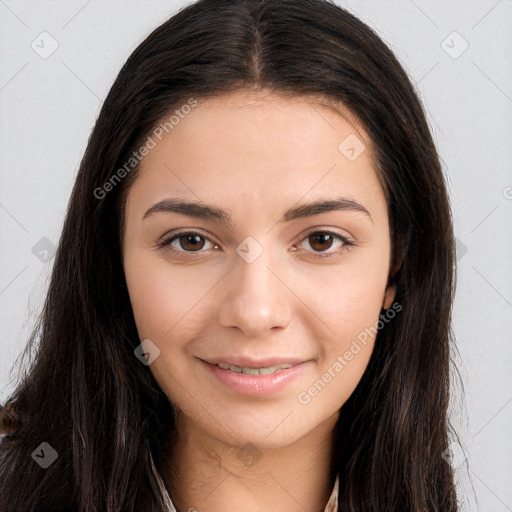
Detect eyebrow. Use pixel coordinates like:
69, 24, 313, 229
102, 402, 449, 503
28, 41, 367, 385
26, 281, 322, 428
142, 196, 373, 225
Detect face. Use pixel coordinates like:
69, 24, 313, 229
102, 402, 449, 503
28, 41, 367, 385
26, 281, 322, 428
122, 89, 395, 450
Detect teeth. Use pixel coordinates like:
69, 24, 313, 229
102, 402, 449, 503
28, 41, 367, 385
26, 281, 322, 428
242, 367, 260, 375
217, 362, 294, 375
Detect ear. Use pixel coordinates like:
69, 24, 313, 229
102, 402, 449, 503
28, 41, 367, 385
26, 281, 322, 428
382, 228, 409, 310
382, 256, 401, 310
382, 284, 396, 310
382, 246, 399, 310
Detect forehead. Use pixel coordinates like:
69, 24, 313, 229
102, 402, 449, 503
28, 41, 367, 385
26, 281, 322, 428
127, 89, 386, 223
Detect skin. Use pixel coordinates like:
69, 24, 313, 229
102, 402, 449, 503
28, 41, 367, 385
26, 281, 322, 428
122, 89, 395, 512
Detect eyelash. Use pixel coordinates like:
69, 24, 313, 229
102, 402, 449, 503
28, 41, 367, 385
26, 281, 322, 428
156, 229, 356, 259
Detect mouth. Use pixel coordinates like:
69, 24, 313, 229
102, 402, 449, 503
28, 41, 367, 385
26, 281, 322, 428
215, 361, 295, 375
199, 357, 311, 396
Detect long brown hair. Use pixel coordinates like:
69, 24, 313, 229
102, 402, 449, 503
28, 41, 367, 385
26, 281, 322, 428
0, 0, 460, 510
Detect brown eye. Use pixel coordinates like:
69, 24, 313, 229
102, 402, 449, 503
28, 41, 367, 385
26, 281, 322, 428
295, 229, 355, 259
158, 231, 217, 254
308, 232, 335, 252
177, 233, 206, 252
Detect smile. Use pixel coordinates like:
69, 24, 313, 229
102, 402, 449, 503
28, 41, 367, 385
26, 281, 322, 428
202, 360, 311, 396
216, 362, 294, 375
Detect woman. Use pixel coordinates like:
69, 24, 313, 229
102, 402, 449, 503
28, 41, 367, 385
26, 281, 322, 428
0, 0, 460, 510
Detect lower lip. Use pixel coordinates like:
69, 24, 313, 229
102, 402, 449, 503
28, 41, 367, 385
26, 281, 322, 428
202, 360, 310, 396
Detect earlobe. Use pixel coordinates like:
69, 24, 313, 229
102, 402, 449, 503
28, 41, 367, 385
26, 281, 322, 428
382, 260, 399, 310
383, 229, 408, 310
382, 285, 396, 310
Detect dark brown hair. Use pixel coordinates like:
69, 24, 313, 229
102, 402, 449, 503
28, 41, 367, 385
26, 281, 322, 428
0, 0, 461, 510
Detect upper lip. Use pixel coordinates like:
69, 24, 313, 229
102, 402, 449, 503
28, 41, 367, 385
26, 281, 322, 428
201, 356, 308, 368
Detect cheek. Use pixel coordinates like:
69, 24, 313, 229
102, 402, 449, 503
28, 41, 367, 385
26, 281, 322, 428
124, 252, 213, 343
293, 252, 390, 399
123, 257, 210, 399
294, 270, 385, 411
298, 256, 389, 340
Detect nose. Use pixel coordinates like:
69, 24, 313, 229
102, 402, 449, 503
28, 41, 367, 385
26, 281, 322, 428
218, 245, 292, 338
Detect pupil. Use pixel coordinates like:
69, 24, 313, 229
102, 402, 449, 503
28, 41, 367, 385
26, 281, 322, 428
311, 233, 332, 251
182, 235, 204, 251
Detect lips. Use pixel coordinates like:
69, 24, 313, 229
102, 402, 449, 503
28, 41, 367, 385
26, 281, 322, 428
217, 361, 294, 375
201, 358, 312, 396
202, 356, 306, 369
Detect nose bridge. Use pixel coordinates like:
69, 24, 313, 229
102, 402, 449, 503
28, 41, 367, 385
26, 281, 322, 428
218, 236, 291, 336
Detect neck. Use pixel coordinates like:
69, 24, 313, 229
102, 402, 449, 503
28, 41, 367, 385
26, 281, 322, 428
162, 412, 339, 512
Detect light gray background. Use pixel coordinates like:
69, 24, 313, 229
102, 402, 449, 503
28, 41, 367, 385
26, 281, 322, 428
0, 1, 511, 510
